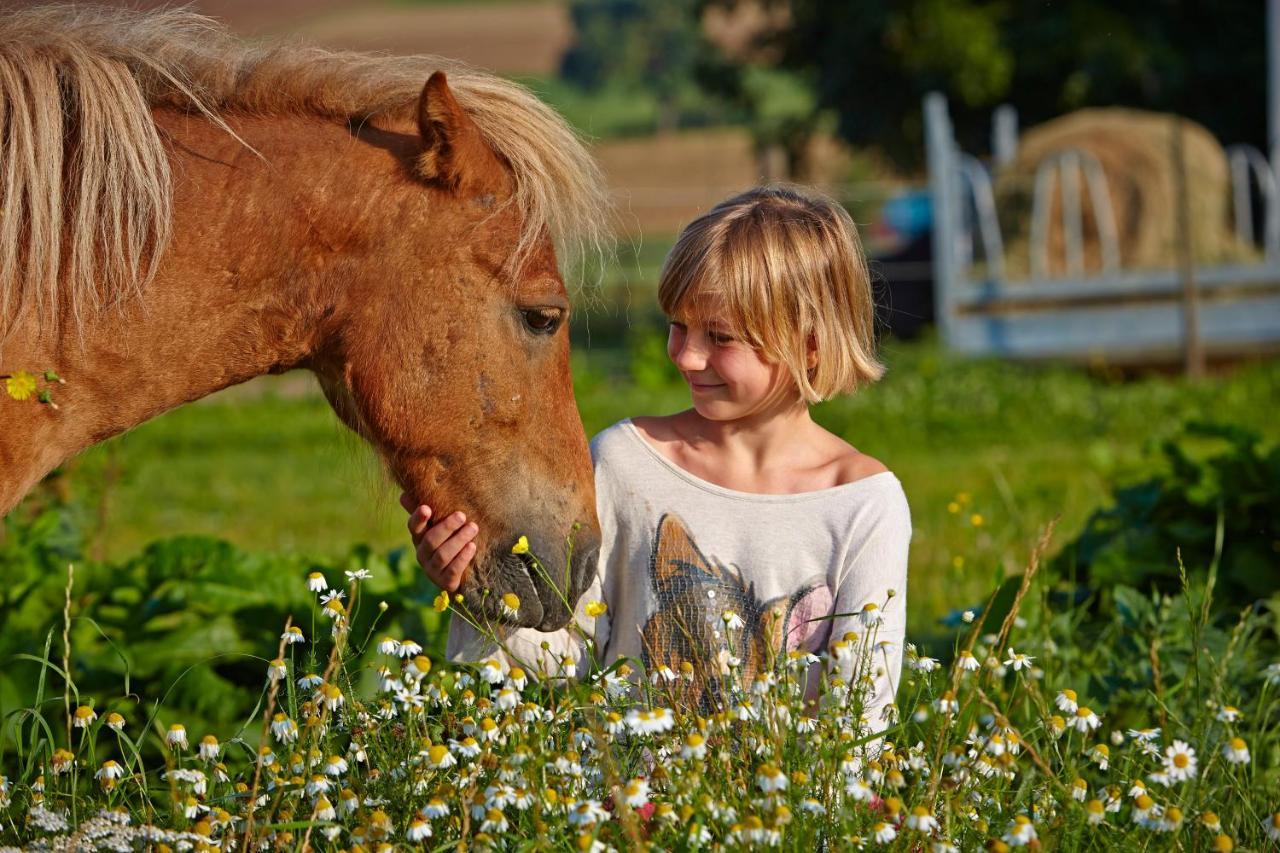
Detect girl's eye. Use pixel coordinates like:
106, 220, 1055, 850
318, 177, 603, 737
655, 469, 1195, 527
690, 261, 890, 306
520, 307, 563, 335
709, 332, 735, 346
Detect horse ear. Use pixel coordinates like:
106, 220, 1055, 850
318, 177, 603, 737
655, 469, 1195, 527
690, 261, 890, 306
415, 71, 506, 191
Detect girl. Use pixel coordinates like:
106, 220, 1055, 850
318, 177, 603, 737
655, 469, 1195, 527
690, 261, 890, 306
402, 183, 911, 735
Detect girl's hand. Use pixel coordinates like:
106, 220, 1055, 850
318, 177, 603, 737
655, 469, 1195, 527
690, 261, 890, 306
399, 491, 478, 593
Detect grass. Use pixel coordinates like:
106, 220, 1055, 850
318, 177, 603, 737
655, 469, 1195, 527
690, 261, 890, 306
48, 321, 1280, 645
2, 526, 1278, 849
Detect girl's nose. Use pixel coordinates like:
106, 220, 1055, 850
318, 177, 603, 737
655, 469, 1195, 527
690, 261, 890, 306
672, 335, 709, 371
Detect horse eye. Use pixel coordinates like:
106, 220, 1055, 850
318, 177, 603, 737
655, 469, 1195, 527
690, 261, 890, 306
520, 307, 563, 335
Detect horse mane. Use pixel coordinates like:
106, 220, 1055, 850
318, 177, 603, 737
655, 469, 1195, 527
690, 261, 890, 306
0, 4, 611, 337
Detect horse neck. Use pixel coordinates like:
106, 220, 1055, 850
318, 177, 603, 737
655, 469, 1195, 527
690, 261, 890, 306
1, 111, 375, 514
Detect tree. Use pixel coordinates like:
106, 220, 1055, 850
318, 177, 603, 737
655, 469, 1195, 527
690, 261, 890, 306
742, 0, 1265, 168
560, 0, 739, 132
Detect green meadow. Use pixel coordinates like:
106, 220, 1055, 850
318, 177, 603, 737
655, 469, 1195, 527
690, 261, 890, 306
50, 313, 1280, 644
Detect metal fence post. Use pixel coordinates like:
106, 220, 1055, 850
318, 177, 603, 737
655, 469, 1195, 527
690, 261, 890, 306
925, 92, 960, 349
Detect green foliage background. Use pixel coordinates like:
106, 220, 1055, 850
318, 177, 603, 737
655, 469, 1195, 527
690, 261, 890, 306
765, 0, 1269, 165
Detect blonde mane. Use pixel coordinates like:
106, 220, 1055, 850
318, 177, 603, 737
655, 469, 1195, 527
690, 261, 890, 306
0, 4, 611, 338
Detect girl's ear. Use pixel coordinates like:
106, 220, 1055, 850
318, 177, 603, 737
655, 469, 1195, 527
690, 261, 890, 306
805, 332, 819, 371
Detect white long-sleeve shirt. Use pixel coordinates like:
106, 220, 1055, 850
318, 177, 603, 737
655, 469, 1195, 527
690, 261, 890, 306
447, 417, 912, 732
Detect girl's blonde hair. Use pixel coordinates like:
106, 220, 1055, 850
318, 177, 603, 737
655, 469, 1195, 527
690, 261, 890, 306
658, 183, 885, 404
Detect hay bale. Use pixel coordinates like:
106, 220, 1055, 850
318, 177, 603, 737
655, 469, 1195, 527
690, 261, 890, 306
995, 108, 1255, 278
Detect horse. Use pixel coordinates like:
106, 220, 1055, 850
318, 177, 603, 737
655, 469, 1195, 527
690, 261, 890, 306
0, 5, 611, 633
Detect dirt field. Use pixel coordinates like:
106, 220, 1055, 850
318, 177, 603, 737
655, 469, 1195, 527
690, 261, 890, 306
596, 129, 858, 237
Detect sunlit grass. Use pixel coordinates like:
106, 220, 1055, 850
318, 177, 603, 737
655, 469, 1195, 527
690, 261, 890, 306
2, 534, 1276, 849
52, 334, 1280, 643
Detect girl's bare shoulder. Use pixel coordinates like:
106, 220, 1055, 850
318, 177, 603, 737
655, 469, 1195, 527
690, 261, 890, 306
820, 429, 891, 487
629, 412, 693, 448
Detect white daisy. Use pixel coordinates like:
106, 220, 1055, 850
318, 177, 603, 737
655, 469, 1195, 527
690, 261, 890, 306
451, 737, 482, 758
566, 799, 610, 827
621, 777, 649, 808
1003, 648, 1035, 671
267, 659, 287, 683
755, 763, 788, 793
94, 761, 124, 783
872, 821, 897, 843
166, 724, 188, 750
1223, 737, 1250, 764
307, 795, 333, 821
423, 798, 450, 818
297, 672, 324, 691
1070, 706, 1101, 733
1003, 815, 1037, 847
682, 733, 707, 760
906, 806, 939, 832
197, 735, 220, 762
271, 714, 298, 743
910, 655, 939, 673
480, 659, 505, 685
1162, 740, 1198, 783
424, 744, 456, 769
304, 774, 331, 796
406, 818, 431, 841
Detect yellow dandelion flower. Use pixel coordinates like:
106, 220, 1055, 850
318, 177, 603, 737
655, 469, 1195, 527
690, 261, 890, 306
511, 536, 529, 555
947, 501, 961, 514
970, 513, 984, 526
5, 370, 37, 401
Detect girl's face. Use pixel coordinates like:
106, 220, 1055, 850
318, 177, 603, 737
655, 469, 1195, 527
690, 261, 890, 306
666, 300, 799, 420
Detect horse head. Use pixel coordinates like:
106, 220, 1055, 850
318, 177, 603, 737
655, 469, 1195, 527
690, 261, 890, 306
0, 6, 607, 635
310, 73, 601, 632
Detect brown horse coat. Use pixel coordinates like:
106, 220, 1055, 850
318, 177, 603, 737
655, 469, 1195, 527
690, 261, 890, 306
0, 7, 608, 631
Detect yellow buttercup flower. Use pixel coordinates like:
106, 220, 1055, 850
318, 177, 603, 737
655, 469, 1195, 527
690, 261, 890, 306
5, 370, 37, 401
511, 536, 530, 555
433, 591, 450, 612
585, 601, 607, 618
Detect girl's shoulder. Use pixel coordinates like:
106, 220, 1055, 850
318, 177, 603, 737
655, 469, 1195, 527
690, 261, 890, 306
588, 417, 635, 457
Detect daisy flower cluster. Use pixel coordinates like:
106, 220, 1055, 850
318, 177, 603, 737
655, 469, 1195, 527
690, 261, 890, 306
1, 547, 1278, 852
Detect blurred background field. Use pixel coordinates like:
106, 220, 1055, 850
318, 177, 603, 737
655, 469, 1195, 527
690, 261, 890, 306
5, 0, 1280, 742
41, 332, 1280, 643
